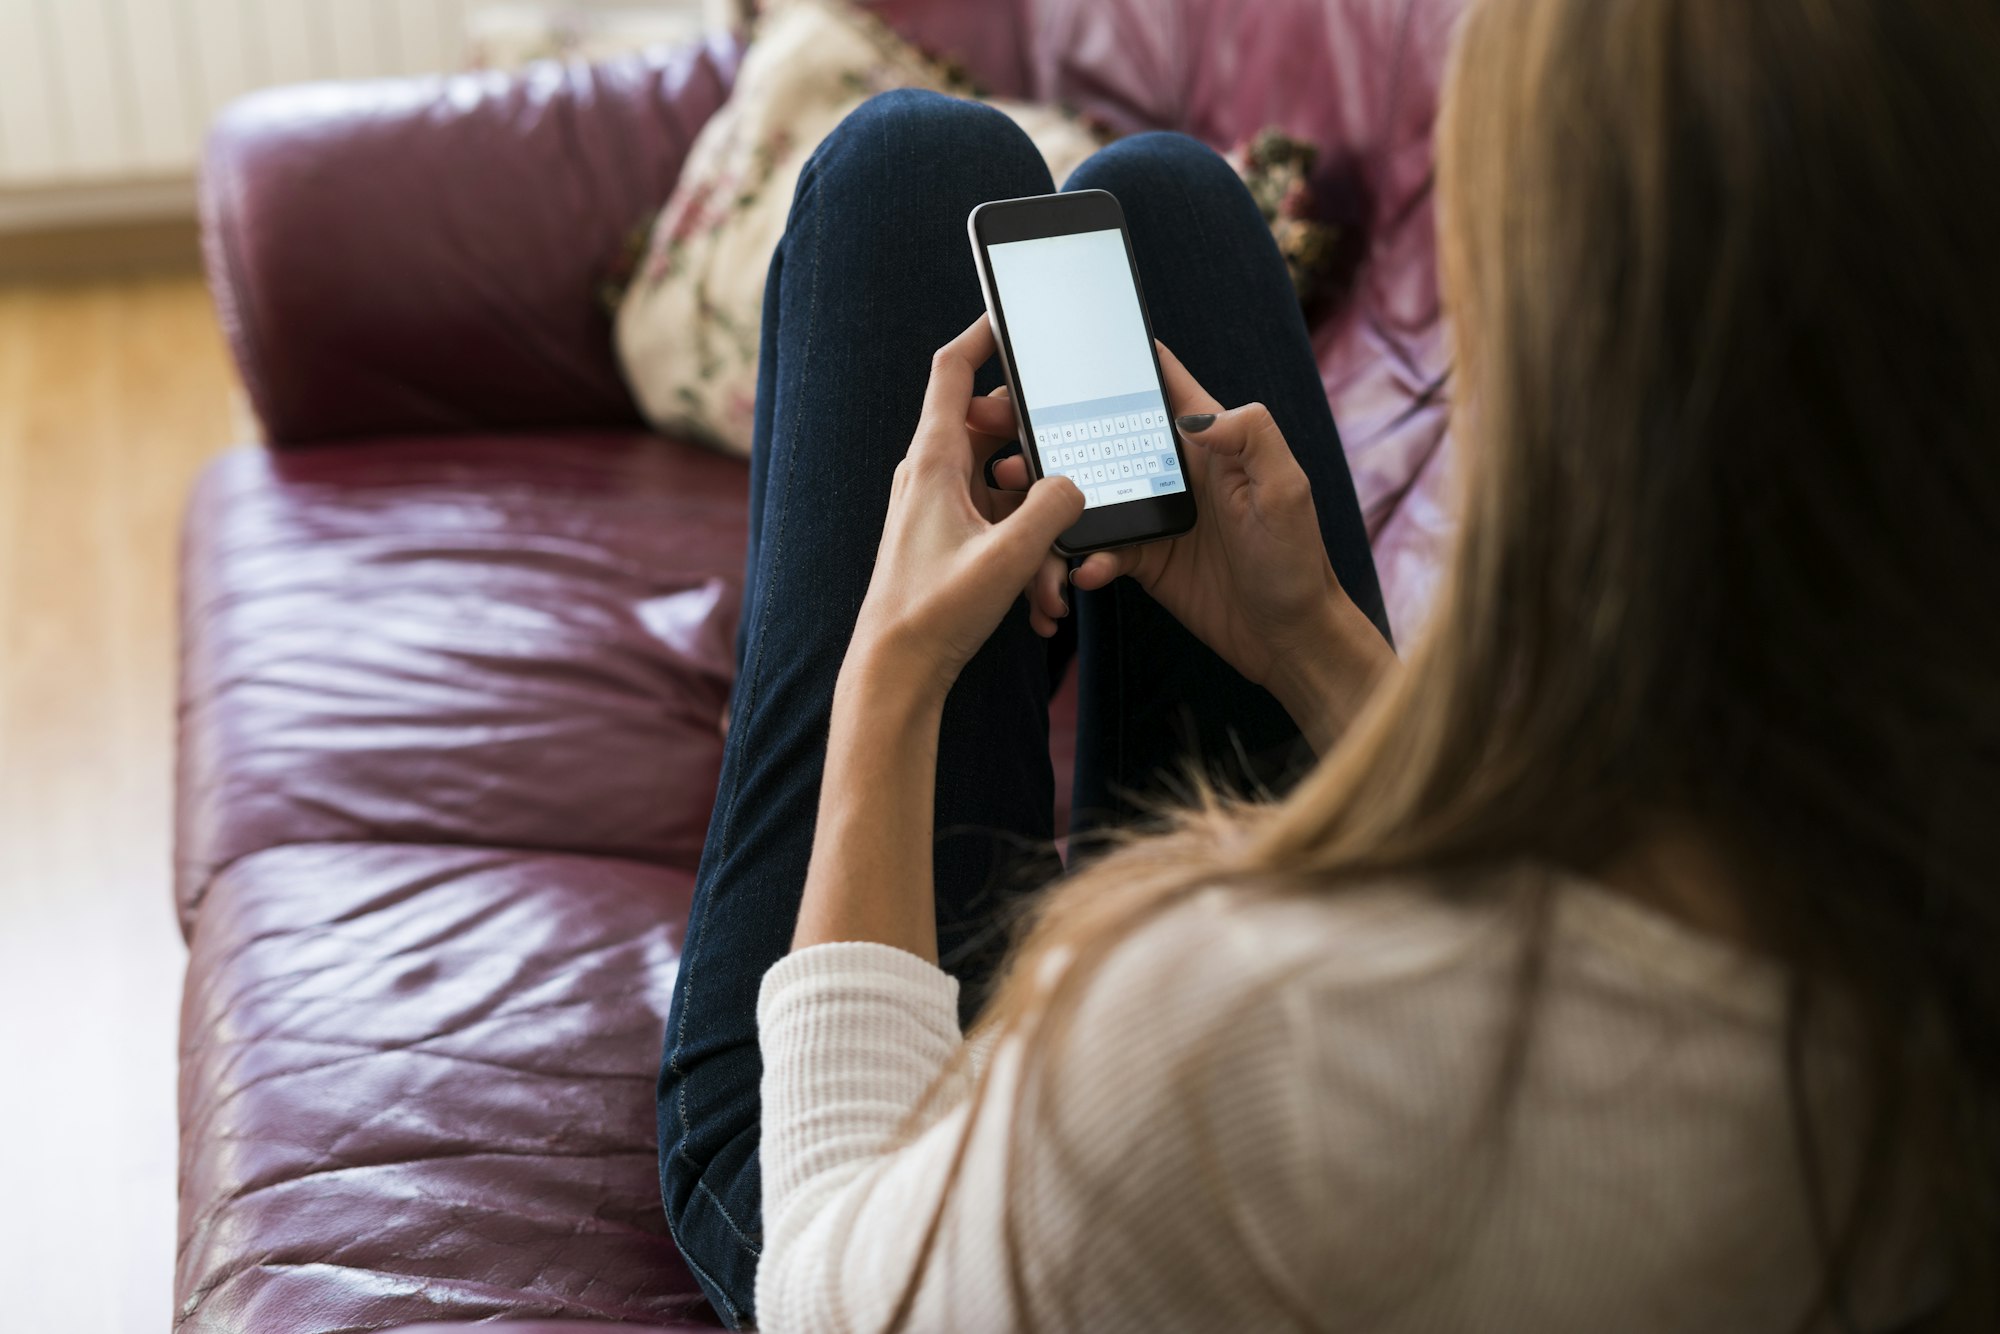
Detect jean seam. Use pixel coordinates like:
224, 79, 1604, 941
673, 1235, 744, 1327
692, 1165, 764, 1254
665, 168, 826, 1271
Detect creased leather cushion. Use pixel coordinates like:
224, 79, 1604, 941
175, 842, 716, 1332
176, 433, 748, 932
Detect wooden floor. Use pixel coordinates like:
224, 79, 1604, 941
0, 275, 238, 1333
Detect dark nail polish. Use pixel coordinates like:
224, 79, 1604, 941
1176, 413, 1217, 435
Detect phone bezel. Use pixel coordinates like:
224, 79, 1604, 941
968, 190, 1197, 557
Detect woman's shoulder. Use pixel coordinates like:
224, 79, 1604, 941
1030, 866, 1823, 1329
1052, 864, 1795, 1165
1102, 863, 1788, 1026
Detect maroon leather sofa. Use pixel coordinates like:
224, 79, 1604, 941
174, 2, 1459, 1329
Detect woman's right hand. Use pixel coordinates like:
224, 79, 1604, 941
983, 343, 1396, 752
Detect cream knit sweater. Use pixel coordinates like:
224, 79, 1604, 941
754, 876, 1933, 1333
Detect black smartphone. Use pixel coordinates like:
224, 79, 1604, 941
968, 190, 1196, 556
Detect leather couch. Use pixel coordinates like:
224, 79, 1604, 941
174, 1, 1460, 1329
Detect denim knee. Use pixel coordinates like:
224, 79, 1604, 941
804, 87, 1052, 207
1066, 130, 1246, 212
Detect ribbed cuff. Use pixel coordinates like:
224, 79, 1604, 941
758, 940, 961, 1035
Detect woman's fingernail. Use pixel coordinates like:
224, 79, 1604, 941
1176, 413, 1216, 435
1058, 592, 1069, 616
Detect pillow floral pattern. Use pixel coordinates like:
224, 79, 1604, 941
1226, 128, 1344, 309
615, 0, 1102, 457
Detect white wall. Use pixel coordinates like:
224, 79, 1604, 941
0, 2, 731, 231
0, 1, 476, 191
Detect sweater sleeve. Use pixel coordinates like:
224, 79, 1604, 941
752, 903, 1355, 1334
753, 940, 980, 1332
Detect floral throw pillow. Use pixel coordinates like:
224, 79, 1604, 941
615, 0, 1103, 457
1226, 128, 1344, 309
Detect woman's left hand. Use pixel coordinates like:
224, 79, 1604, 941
843, 314, 1085, 710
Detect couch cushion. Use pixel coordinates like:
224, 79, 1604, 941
175, 841, 718, 1331
176, 434, 748, 933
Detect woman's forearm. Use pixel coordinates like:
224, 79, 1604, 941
1263, 594, 1400, 756
790, 645, 948, 961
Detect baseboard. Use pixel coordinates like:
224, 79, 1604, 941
0, 177, 197, 232
0, 216, 202, 284
0, 176, 200, 283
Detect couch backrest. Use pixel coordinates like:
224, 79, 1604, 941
202, 0, 1462, 634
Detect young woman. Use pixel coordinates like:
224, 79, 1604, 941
658, 0, 1999, 1329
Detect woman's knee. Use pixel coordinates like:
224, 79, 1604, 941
1068, 130, 1245, 213
809, 88, 1049, 203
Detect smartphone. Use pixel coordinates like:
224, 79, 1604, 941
968, 190, 1196, 556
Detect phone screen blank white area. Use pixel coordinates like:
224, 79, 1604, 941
987, 229, 1159, 411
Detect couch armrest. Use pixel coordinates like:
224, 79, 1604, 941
201, 35, 742, 445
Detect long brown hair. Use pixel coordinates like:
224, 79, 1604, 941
892, 0, 2000, 1327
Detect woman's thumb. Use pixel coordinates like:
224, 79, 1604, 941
1178, 402, 1286, 469
994, 475, 1085, 564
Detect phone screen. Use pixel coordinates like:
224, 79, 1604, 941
986, 229, 1186, 510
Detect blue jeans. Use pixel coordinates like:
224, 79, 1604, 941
655, 89, 1388, 1327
